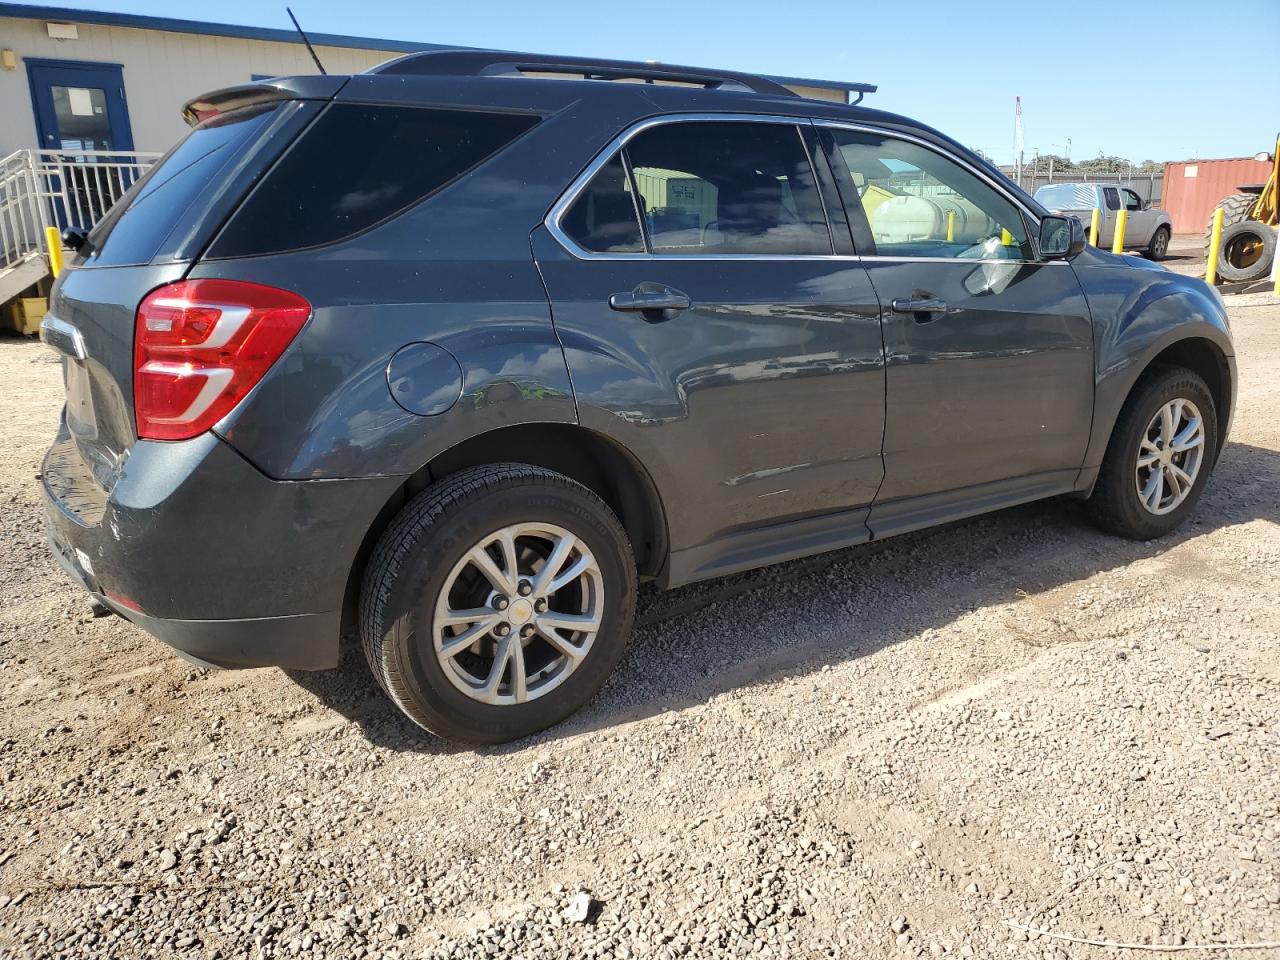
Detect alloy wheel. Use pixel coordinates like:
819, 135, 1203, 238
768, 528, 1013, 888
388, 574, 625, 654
1135, 398, 1205, 515
432, 523, 604, 705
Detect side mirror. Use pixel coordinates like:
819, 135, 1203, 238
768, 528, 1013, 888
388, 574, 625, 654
61, 227, 88, 251
1039, 215, 1085, 261
1142, 200, 1152, 211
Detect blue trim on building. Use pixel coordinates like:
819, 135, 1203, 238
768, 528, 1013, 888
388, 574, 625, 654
0, 2, 872, 95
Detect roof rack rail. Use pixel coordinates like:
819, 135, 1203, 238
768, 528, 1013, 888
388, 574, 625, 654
373, 49, 859, 100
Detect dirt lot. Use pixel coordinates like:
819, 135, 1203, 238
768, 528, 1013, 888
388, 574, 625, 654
1, 293, 1278, 960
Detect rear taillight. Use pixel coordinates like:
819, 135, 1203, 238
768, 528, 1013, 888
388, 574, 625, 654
134, 279, 310, 441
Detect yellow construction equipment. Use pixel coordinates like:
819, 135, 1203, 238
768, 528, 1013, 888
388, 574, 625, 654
1204, 134, 1279, 285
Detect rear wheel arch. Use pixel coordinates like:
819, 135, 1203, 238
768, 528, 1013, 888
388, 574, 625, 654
341, 423, 669, 638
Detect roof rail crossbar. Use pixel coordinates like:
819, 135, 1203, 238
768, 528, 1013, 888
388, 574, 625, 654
373, 49, 799, 97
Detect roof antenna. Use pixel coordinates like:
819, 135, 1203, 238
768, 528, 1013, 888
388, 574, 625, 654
286, 7, 327, 75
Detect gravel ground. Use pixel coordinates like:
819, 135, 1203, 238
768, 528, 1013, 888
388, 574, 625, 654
1, 297, 1278, 960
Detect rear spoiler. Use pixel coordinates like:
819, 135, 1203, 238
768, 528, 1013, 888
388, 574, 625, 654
182, 76, 348, 126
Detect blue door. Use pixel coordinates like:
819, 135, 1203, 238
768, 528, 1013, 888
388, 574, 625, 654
26, 59, 136, 229
27, 59, 134, 152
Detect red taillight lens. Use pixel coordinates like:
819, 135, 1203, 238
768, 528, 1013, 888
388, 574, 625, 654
134, 279, 310, 441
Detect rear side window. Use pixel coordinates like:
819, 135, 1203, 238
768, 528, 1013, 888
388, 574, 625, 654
628, 122, 830, 255
81, 105, 277, 267
560, 154, 644, 253
558, 121, 831, 256
209, 105, 539, 258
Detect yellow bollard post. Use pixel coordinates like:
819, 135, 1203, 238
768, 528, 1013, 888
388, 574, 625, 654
1205, 206, 1225, 286
946, 210, 955, 242
44, 226, 64, 278
1266, 222, 1279, 296
1089, 208, 1100, 247
1000, 227, 1013, 246
1111, 209, 1127, 254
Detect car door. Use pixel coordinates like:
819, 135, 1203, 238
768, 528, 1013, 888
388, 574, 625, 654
816, 124, 1094, 536
532, 116, 886, 574
1121, 187, 1152, 245
1099, 186, 1123, 246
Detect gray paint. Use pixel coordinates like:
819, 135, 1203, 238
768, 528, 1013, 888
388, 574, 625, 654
39, 67, 1235, 670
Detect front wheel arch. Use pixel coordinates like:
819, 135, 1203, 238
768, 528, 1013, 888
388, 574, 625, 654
1137, 338, 1232, 460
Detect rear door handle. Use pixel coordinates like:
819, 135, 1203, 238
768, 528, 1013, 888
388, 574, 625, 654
891, 297, 947, 321
608, 283, 691, 319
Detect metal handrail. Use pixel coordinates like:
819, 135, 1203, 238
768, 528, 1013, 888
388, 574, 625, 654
0, 148, 161, 273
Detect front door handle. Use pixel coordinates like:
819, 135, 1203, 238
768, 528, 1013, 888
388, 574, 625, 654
608, 283, 691, 320
891, 297, 947, 322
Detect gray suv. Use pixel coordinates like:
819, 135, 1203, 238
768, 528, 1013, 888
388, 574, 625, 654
40, 52, 1235, 744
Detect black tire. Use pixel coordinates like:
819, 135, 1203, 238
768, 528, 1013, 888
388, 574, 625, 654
1202, 193, 1256, 259
1144, 225, 1171, 261
360, 464, 637, 745
1214, 221, 1276, 283
1087, 366, 1218, 541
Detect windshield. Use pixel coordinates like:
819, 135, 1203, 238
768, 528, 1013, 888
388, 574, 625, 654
1033, 184, 1097, 211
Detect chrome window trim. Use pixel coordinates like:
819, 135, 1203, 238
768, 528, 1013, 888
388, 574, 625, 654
544, 112, 1061, 265
546, 112, 842, 262
813, 118, 1044, 229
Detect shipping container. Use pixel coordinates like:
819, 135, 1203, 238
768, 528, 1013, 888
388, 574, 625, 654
1161, 157, 1272, 234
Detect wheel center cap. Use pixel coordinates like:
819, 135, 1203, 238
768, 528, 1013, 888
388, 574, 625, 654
508, 599, 534, 625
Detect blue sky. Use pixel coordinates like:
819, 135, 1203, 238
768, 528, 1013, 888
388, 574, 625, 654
66, 0, 1278, 164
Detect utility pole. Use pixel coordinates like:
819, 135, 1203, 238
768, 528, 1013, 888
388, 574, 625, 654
1014, 96, 1024, 187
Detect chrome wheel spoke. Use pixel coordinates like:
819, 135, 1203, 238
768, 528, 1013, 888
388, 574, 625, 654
1169, 463, 1194, 496
497, 529, 520, 589
439, 607, 500, 627
1171, 418, 1203, 453
1136, 397, 1205, 516
479, 635, 523, 704
537, 624, 588, 663
538, 610, 602, 633
1162, 399, 1177, 442
1141, 465, 1165, 511
467, 544, 513, 593
549, 553, 594, 594
434, 522, 604, 706
439, 618, 498, 660
531, 533, 575, 596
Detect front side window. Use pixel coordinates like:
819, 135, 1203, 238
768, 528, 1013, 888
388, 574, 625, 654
828, 129, 1032, 260
1123, 188, 1142, 211
560, 120, 832, 256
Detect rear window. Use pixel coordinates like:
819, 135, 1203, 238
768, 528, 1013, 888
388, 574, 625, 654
80, 105, 277, 267
1034, 184, 1097, 211
208, 104, 539, 258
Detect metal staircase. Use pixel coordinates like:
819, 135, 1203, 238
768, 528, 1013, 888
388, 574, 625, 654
1, 148, 159, 309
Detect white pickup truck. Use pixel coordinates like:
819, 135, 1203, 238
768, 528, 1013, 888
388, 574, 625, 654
1034, 182, 1173, 260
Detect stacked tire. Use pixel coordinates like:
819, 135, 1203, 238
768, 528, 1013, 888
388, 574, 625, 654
1205, 193, 1275, 284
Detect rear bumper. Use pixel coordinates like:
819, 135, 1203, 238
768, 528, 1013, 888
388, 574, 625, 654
41, 423, 400, 670
47, 536, 341, 669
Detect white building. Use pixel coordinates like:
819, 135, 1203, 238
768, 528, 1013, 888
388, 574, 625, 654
0, 3, 861, 156
0, 2, 869, 310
